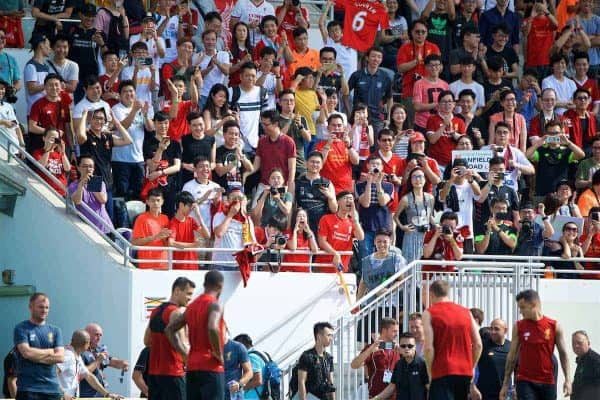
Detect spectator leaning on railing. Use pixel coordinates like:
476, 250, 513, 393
131, 187, 170, 269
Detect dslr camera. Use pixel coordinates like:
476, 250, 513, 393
292, 0, 300, 6
520, 220, 534, 241
270, 187, 286, 196
273, 233, 288, 246
442, 225, 453, 235
416, 225, 429, 233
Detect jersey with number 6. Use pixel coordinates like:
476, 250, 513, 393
338, 0, 390, 52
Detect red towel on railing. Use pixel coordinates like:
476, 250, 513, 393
234, 244, 264, 287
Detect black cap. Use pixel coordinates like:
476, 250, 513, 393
294, 67, 316, 79
80, 3, 97, 16
520, 202, 535, 211
555, 179, 573, 191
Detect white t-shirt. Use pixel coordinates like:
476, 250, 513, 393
181, 179, 221, 232
231, 0, 275, 47
446, 181, 480, 238
541, 75, 577, 116
483, 0, 515, 11
256, 71, 277, 110
325, 37, 357, 80
48, 58, 79, 84
73, 97, 112, 122
24, 60, 49, 114
121, 66, 154, 106
481, 145, 532, 193
229, 85, 264, 151
157, 15, 180, 63
212, 212, 255, 264
56, 348, 88, 397
111, 102, 153, 163
0, 102, 19, 154
198, 51, 230, 98
449, 80, 485, 112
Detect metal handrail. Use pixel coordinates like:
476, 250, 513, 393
0, 127, 131, 258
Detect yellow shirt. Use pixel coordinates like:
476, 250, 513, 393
294, 89, 319, 135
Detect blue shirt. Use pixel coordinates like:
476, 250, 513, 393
224, 340, 249, 399
13, 320, 63, 394
0, 51, 20, 85
514, 88, 538, 129
244, 350, 267, 399
348, 68, 392, 121
80, 346, 109, 397
356, 181, 394, 232
479, 7, 520, 48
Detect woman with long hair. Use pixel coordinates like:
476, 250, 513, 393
388, 103, 411, 159
229, 22, 253, 87
394, 167, 435, 262
282, 208, 319, 272
488, 89, 528, 152
202, 83, 236, 147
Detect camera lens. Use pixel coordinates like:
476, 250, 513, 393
372, 168, 380, 174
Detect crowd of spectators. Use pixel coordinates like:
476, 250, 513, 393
0, 0, 599, 275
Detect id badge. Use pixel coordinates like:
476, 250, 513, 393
383, 369, 392, 383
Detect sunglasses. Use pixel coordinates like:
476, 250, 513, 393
564, 226, 578, 232
400, 344, 415, 349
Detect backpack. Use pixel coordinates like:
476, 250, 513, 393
249, 350, 282, 400
229, 85, 268, 112
99, 7, 129, 54
288, 362, 300, 399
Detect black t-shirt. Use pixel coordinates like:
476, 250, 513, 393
482, 79, 514, 122
449, 47, 486, 82
143, 133, 182, 188
2, 348, 16, 399
133, 346, 150, 398
475, 184, 519, 235
280, 115, 308, 177
180, 134, 215, 184
391, 357, 429, 400
298, 348, 334, 400
457, 114, 487, 148
482, 223, 517, 256
215, 145, 246, 190
486, 46, 519, 76
295, 175, 332, 232
477, 337, 511, 399
80, 130, 115, 188
68, 26, 105, 79
34, 0, 73, 21
533, 146, 574, 196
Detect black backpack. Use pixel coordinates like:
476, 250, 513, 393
148, 302, 172, 333
99, 7, 129, 53
288, 362, 300, 398
229, 85, 268, 111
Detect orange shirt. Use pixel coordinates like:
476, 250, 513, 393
577, 189, 600, 217
288, 48, 321, 78
169, 216, 200, 270
133, 211, 170, 269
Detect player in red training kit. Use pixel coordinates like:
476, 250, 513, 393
422, 280, 482, 400
166, 270, 226, 399
500, 289, 572, 400
144, 277, 196, 400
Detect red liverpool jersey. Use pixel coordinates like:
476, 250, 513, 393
338, 0, 389, 52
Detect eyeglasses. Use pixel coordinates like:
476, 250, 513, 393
93, 116, 106, 121
576, 96, 589, 101
413, 30, 427, 34
399, 344, 415, 349
427, 63, 442, 68
564, 227, 578, 232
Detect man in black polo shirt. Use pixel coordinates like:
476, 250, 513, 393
347, 46, 392, 135
295, 151, 337, 232
475, 318, 511, 400
475, 198, 517, 256
572, 330, 600, 400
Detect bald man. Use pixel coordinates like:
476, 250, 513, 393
56, 330, 121, 400
80, 323, 129, 398
476, 318, 511, 400
571, 330, 600, 400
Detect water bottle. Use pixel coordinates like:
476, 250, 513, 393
227, 381, 244, 400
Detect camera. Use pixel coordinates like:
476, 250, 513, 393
416, 225, 429, 233
270, 187, 286, 196
4, 85, 17, 104
272, 60, 280, 67
292, 0, 300, 6
53, 137, 61, 144
136, 57, 153, 66
520, 220, 534, 241
372, 168, 380, 174
379, 341, 395, 350
442, 225, 453, 235
495, 212, 509, 221
274, 233, 288, 246
96, 344, 110, 369
545, 135, 561, 144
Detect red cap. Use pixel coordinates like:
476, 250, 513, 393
409, 132, 426, 143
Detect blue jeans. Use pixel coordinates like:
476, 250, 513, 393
358, 230, 376, 265
516, 380, 556, 400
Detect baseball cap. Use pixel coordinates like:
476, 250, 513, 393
226, 181, 244, 195
142, 12, 155, 23
29, 33, 48, 50
80, 3, 97, 16
409, 132, 426, 143
520, 202, 535, 211
555, 179, 573, 191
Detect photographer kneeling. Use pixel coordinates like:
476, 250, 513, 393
514, 202, 554, 256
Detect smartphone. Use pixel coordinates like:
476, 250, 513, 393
53, 137, 61, 144
379, 341, 395, 350
136, 57, 153, 66
87, 176, 103, 192
592, 212, 600, 222
546, 136, 561, 144
495, 212, 510, 221
272, 60, 280, 67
